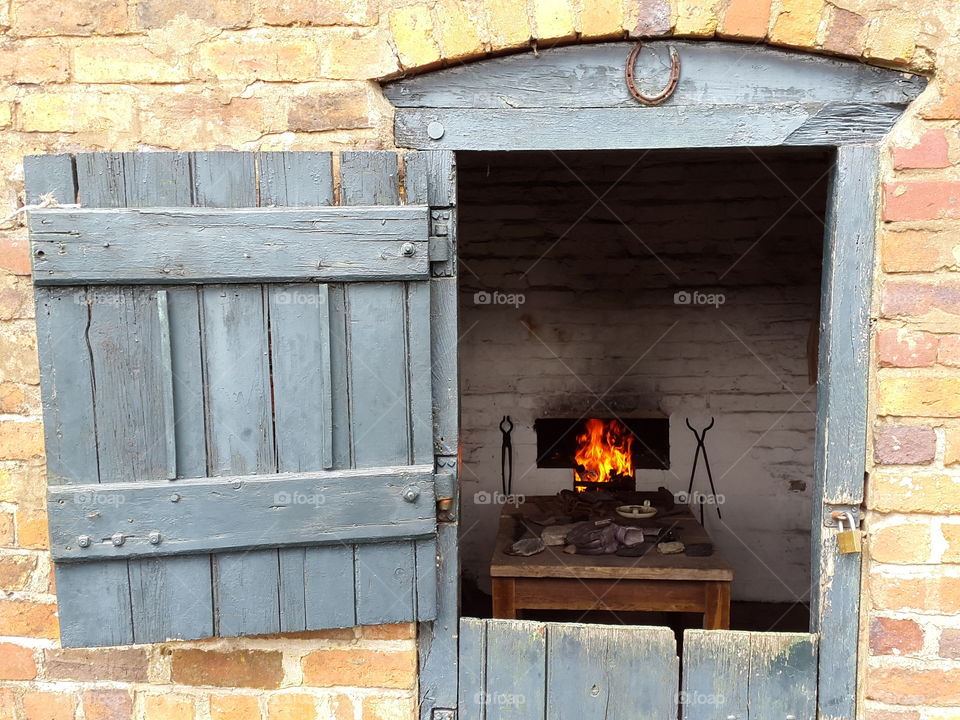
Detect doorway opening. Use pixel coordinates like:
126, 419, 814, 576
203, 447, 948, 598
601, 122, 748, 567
456, 147, 833, 635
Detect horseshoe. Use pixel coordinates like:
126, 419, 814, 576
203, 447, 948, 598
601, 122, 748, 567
625, 42, 681, 106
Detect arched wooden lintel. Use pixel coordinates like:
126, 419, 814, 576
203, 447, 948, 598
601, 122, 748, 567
384, 41, 926, 150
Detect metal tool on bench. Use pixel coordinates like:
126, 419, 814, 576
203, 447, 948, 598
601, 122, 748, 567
500, 415, 514, 496
685, 417, 722, 524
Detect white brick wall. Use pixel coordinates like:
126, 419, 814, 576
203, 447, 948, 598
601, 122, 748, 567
457, 149, 831, 603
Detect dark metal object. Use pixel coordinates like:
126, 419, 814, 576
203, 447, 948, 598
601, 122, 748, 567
625, 43, 681, 106
685, 417, 722, 523
500, 415, 514, 495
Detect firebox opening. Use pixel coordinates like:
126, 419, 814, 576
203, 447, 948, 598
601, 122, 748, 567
458, 148, 830, 634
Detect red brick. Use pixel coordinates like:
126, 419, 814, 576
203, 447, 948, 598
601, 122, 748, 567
302, 648, 417, 689
267, 694, 317, 720
864, 710, 919, 720
923, 84, 960, 120
170, 649, 283, 689
0, 230, 31, 275
884, 181, 960, 222
939, 335, 960, 367
11, 0, 129, 35
0, 552, 38, 590
82, 689, 133, 720
882, 281, 960, 319
42, 647, 148, 683
362, 623, 416, 640
0, 641, 36, 679
874, 425, 936, 465
940, 627, 960, 659
0, 598, 58, 638
632, 0, 671, 35
876, 329, 938, 368
893, 130, 951, 170
881, 229, 960, 273
821, 6, 865, 55
142, 694, 194, 720
209, 694, 260, 720
869, 616, 924, 655
867, 666, 960, 705
22, 691, 77, 720
870, 574, 960, 613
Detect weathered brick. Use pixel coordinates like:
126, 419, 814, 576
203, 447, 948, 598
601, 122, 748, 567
631, 0, 672, 36
362, 623, 416, 640
0, 553, 38, 591
267, 694, 317, 720
581, 0, 624, 39
870, 574, 960, 613
0, 275, 34, 321
0, 689, 14, 719
718, 0, 771, 39
302, 648, 417, 689
869, 616, 924, 655
893, 130, 951, 170
0, 383, 40, 416
863, 710, 919, 720
940, 627, 960, 659
142, 693, 194, 720
881, 229, 960, 273
82, 689, 133, 720
874, 425, 936, 465
286, 91, 371, 132
11, 0, 129, 36
0, 511, 13, 545
0, 230, 31, 275
871, 523, 932, 564
139, 92, 281, 148
0, 421, 43, 460
884, 182, 960, 222
0, 321, 38, 386
946, 428, 960, 467
261, 0, 376, 27
821, 6, 865, 55
210, 694, 261, 720
674, 0, 721, 37
389, 6, 440, 70
43, 647, 149, 683
137, 0, 254, 29
22, 691, 77, 720
318, 28, 399, 79
870, 471, 960, 514
170, 649, 283, 688
939, 336, 960, 368
865, 14, 919, 64
924, 83, 960, 121
867, 666, 960, 705
769, 0, 823, 48
0, 641, 36, 680
73, 41, 188, 83
531, 0, 576, 42
362, 695, 416, 720
877, 329, 938, 368
883, 281, 960, 320
879, 376, 960, 418
434, 0, 484, 60
199, 37, 321, 82
480, 0, 531, 47
18, 91, 136, 133
0, 42, 69, 83
15, 507, 49, 549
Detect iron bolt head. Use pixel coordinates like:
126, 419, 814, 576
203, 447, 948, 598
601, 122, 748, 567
427, 121, 445, 140
402, 485, 421, 503
111, 532, 125, 547
400, 242, 416, 257
148, 531, 162, 545
77, 535, 92, 548
170, 493, 180, 503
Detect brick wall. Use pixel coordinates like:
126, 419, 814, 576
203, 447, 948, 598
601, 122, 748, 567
0, 0, 957, 718
458, 149, 830, 604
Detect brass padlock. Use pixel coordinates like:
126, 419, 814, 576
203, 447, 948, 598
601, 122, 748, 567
836, 512, 862, 555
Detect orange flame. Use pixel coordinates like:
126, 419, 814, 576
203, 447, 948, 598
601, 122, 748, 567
573, 418, 634, 491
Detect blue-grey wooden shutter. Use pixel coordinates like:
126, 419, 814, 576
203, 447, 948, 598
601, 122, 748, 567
24, 150, 457, 647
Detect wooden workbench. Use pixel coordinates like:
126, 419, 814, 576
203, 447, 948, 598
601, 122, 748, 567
490, 498, 733, 629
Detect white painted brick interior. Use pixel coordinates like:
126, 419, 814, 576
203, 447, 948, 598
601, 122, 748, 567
456, 149, 832, 603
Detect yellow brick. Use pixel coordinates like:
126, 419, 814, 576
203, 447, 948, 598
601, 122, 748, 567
674, 0, 721, 37
946, 427, 960, 467
770, 0, 824, 48
531, 0, 576, 42
879, 376, 960, 418
318, 27, 399, 79
73, 42, 188, 83
0, 103, 10, 129
719, 0, 772, 39
199, 37, 320, 82
18, 91, 136, 133
267, 694, 317, 720
870, 523, 933, 564
480, 0, 531, 47
581, 0, 623, 38
210, 694, 262, 720
143, 694, 194, 720
866, 14, 919, 64
434, 0, 485, 60
389, 5, 440, 70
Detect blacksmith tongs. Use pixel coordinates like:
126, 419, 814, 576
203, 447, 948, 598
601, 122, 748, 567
500, 416, 514, 496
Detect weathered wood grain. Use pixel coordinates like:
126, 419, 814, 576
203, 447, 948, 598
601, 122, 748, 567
191, 151, 255, 207
48, 467, 437, 560
485, 619, 547, 720
29, 207, 431, 284
23, 153, 76, 205
54, 562, 134, 647
257, 151, 334, 207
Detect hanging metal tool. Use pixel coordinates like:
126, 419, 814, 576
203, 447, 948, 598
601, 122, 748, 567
625, 42, 681, 106
686, 417, 722, 524
500, 416, 514, 496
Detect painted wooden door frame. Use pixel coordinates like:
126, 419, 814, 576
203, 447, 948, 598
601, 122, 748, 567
385, 41, 926, 720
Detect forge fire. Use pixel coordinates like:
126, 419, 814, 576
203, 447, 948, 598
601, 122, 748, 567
574, 418, 635, 492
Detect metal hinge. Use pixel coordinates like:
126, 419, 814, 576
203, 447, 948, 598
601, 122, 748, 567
823, 504, 861, 528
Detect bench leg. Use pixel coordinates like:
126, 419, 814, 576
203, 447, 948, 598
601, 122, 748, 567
492, 578, 517, 619
704, 581, 731, 629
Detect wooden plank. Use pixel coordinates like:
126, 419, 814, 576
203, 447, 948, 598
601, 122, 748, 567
156, 290, 177, 479
129, 556, 214, 643
48, 466, 437, 558
430, 277, 459, 455
419, 522, 459, 718
812, 144, 877, 720
749, 633, 817, 720
215, 551, 281, 637
23, 154, 76, 205
485, 619, 546, 720
29, 206, 431, 285
121, 152, 192, 207
547, 624, 677, 720
191, 151, 255, 207
54, 562, 134, 647
384, 41, 925, 109
511, 577, 707, 613
458, 618, 486, 720
355, 541, 417, 625
403, 150, 457, 207
303, 546, 358, 630
394, 104, 905, 151
415, 536, 437, 621
258, 151, 334, 207
407, 281, 433, 465
682, 630, 749, 720
75, 152, 126, 207
340, 151, 400, 205
165, 287, 207, 478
